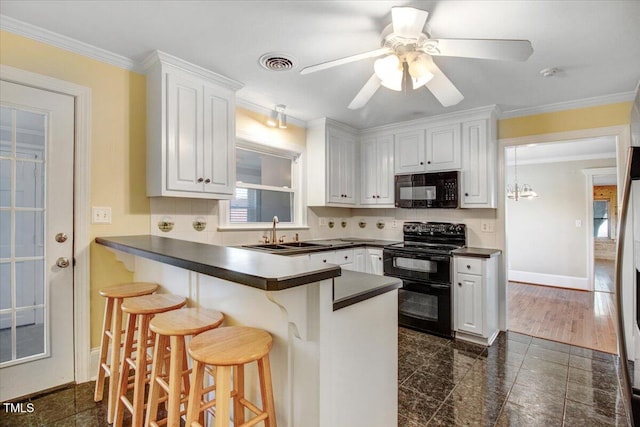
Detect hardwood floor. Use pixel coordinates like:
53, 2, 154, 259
507, 282, 617, 354
594, 258, 615, 293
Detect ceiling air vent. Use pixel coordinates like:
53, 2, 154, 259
259, 53, 296, 71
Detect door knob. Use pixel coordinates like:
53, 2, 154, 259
55, 233, 68, 243
56, 257, 70, 268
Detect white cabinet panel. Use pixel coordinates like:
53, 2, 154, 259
146, 52, 240, 198
461, 119, 496, 208
394, 130, 426, 174
425, 123, 461, 171
361, 135, 394, 206
456, 272, 483, 335
366, 248, 383, 275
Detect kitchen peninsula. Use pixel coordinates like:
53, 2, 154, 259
96, 235, 401, 427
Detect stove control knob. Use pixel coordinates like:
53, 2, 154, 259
455, 225, 464, 233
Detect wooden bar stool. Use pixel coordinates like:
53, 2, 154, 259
94, 282, 159, 423
145, 307, 225, 427
114, 293, 187, 427
185, 326, 277, 427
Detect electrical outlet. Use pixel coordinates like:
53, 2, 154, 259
319, 217, 327, 226
92, 207, 112, 224
575, 219, 582, 227
481, 222, 495, 233
392, 220, 398, 228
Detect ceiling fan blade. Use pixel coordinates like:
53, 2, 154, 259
422, 39, 533, 61
300, 47, 392, 75
348, 74, 381, 110
392, 7, 429, 39
423, 56, 464, 107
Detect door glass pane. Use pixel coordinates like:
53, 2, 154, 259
230, 188, 293, 223
0, 312, 12, 363
0, 159, 10, 207
236, 148, 291, 187
0, 210, 9, 258
0, 107, 11, 157
15, 110, 45, 160
0, 262, 9, 310
15, 160, 43, 208
16, 307, 45, 358
16, 260, 44, 308
15, 210, 44, 257
0, 105, 48, 367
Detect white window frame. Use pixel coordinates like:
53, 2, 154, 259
218, 137, 307, 230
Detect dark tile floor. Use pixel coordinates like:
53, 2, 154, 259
0, 328, 629, 426
399, 327, 630, 426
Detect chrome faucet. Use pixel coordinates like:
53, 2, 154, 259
271, 216, 279, 243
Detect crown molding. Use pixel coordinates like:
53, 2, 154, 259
0, 14, 140, 72
500, 91, 636, 119
236, 98, 307, 128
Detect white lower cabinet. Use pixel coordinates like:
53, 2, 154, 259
308, 247, 383, 275
454, 254, 500, 346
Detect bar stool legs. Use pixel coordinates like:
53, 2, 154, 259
185, 326, 277, 427
113, 294, 186, 427
145, 308, 224, 427
93, 282, 159, 424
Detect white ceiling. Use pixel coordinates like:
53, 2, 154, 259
505, 136, 617, 165
1, 1, 639, 129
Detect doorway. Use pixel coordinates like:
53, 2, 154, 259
504, 137, 619, 353
0, 81, 75, 400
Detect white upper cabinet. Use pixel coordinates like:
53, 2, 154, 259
394, 123, 461, 174
360, 134, 394, 206
144, 51, 242, 198
307, 118, 359, 207
461, 118, 497, 208
394, 130, 426, 174
425, 123, 461, 171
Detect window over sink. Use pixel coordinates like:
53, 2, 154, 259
219, 139, 307, 230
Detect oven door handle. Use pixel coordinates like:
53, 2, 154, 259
429, 256, 451, 262
428, 283, 451, 290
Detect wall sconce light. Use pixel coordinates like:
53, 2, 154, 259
267, 104, 287, 129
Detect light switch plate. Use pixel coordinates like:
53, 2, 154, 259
92, 207, 112, 224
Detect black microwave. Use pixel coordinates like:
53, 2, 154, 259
395, 171, 459, 208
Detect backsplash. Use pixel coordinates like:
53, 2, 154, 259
149, 198, 499, 248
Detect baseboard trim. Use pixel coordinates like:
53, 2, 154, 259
508, 270, 589, 291
89, 347, 100, 381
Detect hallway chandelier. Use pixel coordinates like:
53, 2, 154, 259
506, 146, 538, 201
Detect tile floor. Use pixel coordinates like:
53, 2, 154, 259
0, 328, 629, 426
399, 327, 629, 426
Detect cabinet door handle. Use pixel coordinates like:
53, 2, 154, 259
465, 192, 469, 197
419, 161, 424, 165
197, 177, 204, 183
378, 257, 382, 260
458, 282, 462, 286
323, 259, 327, 263
205, 178, 211, 184
427, 161, 431, 164
467, 265, 471, 269
344, 256, 348, 260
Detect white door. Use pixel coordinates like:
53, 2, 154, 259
0, 80, 75, 401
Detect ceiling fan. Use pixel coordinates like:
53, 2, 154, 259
300, 6, 533, 109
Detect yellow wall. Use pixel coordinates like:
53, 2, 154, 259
498, 101, 633, 139
0, 31, 150, 347
236, 106, 306, 147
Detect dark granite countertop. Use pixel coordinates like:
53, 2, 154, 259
241, 238, 400, 256
452, 247, 502, 258
96, 235, 340, 291
333, 270, 402, 311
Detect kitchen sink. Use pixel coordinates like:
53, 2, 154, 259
281, 242, 323, 248
243, 244, 290, 251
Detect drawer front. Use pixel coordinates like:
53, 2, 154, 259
456, 257, 482, 275
334, 249, 354, 265
310, 251, 334, 264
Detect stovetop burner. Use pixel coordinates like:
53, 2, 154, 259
386, 221, 467, 254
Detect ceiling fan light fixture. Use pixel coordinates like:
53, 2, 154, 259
374, 55, 402, 90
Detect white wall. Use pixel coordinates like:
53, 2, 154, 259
506, 157, 615, 288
